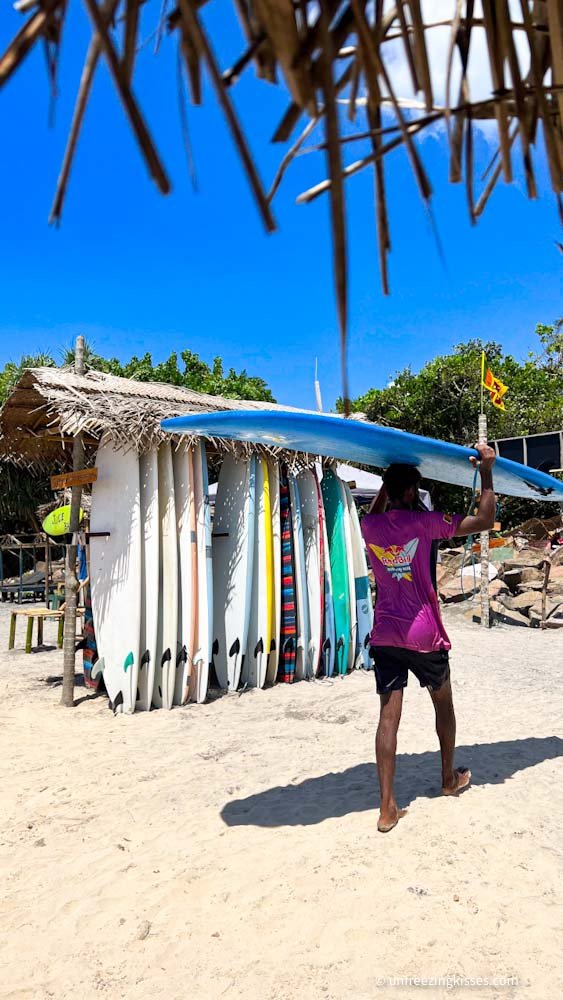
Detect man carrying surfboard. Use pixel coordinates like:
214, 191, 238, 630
362, 443, 496, 833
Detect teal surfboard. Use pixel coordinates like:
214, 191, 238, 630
162, 411, 563, 501
321, 468, 350, 676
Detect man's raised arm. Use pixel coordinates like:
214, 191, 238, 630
456, 443, 496, 537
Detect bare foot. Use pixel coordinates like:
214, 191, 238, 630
377, 805, 408, 833
442, 767, 472, 796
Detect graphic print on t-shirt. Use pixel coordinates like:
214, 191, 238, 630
368, 538, 419, 582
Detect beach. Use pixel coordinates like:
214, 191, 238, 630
1, 601, 561, 1000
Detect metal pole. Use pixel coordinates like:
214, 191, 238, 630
478, 411, 490, 628
61, 335, 85, 707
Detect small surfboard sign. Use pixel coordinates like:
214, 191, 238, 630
42, 504, 84, 537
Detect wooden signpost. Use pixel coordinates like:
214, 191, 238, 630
61, 336, 86, 708
51, 468, 97, 490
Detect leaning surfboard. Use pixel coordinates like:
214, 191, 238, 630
244, 458, 270, 689
338, 476, 357, 672
265, 459, 281, 686
172, 445, 197, 705
288, 473, 310, 681
212, 455, 256, 691
192, 441, 213, 704
320, 492, 336, 678
162, 411, 563, 501
321, 467, 350, 676
90, 442, 142, 713
343, 481, 373, 669
138, 448, 159, 710
297, 468, 323, 678
153, 443, 178, 710
278, 470, 297, 683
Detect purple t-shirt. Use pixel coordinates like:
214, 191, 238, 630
361, 510, 463, 653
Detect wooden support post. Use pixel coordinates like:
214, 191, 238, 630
37, 615, 43, 646
45, 538, 50, 607
61, 334, 85, 707
8, 612, 16, 650
478, 413, 490, 628
25, 616, 33, 654
540, 559, 551, 628
18, 544, 23, 605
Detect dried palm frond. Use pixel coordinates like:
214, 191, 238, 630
1, 2, 561, 408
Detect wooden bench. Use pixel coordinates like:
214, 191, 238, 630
8, 607, 84, 654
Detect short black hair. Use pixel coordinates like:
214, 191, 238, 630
383, 463, 421, 502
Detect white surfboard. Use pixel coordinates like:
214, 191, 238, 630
344, 482, 374, 668
320, 494, 336, 678
338, 477, 357, 671
244, 459, 270, 688
192, 441, 213, 703
212, 455, 256, 691
265, 459, 281, 686
288, 473, 310, 682
173, 445, 197, 705
153, 443, 178, 709
297, 468, 323, 678
138, 448, 159, 710
90, 441, 142, 714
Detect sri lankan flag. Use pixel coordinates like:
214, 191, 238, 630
481, 352, 508, 410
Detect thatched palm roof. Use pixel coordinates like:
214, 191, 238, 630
1, 3, 561, 407
0, 367, 313, 470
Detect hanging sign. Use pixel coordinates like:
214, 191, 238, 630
50, 467, 98, 490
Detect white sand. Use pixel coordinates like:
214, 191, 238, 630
1, 601, 562, 1000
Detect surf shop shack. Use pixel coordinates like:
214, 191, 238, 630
0, 365, 376, 711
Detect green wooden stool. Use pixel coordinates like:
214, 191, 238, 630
8, 608, 65, 653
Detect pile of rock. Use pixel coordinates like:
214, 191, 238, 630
438, 544, 563, 629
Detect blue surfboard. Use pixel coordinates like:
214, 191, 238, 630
162, 411, 563, 501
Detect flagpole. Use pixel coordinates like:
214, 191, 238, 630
480, 350, 485, 416
478, 408, 490, 630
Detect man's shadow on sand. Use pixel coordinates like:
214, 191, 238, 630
220, 736, 563, 827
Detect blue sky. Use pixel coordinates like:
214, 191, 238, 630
0, 4, 560, 410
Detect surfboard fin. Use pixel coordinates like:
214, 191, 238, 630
253, 638, 264, 658
110, 690, 124, 715
140, 649, 150, 668
229, 638, 240, 658
91, 657, 104, 681
321, 637, 331, 676
336, 635, 346, 676
161, 648, 172, 667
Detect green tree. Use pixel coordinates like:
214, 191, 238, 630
0, 352, 56, 406
60, 343, 275, 402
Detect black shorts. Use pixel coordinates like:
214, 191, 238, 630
371, 646, 450, 695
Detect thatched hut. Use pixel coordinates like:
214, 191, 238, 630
0, 366, 316, 473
